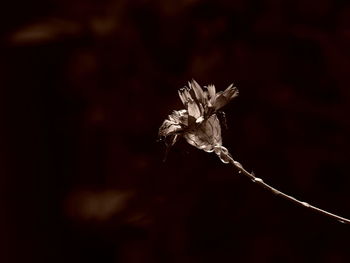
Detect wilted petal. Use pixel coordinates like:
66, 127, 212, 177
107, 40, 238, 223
159, 109, 190, 159
198, 102, 205, 116
190, 79, 205, 104
159, 109, 189, 137
207, 84, 216, 105
178, 111, 189, 126
214, 84, 238, 110
187, 99, 201, 119
178, 89, 187, 105
170, 110, 187, 123
158, 119, 183, 137
168, 112, 177, 122
203, 90, 209, 101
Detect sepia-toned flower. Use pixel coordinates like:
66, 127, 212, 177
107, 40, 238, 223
159, 79, 238, 162
159, 81, 350, 225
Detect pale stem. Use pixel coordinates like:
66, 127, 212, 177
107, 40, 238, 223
225, 152, 350, 224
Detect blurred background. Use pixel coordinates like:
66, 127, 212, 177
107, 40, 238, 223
2, 0, 350, 262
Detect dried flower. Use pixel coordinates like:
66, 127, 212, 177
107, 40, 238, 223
159, 80, 350, 225
159, 79, 238, 162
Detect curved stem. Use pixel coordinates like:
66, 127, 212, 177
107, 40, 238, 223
225, 153, 350, 224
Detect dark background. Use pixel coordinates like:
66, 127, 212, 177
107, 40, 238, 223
2, 0, 350, 262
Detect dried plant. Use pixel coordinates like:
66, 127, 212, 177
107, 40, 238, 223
159, 79, 350, 224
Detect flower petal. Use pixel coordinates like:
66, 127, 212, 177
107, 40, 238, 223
183, 88, 192, 102
187, 99, 201, 119
178, 89, 187, 105
190, 79, 205, 104
169, 110, 179, 123
207, 84, 216, 105
158, 119, 183, 137
213, 84, 238, 110
178, 110, 189, 126
159, 110, 188, 137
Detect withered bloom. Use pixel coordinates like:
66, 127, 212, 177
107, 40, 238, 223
159, 80, 350, 225
158, 79, 238, 162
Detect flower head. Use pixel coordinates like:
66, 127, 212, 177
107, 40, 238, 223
159, 79, 238, 162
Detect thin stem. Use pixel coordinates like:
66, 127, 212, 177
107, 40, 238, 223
226, 153, 350, 224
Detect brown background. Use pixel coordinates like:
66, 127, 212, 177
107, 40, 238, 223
2, 0, 350, 262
